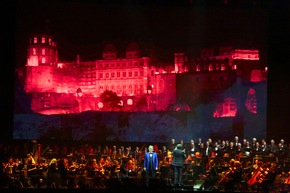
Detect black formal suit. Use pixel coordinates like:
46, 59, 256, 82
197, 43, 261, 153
172, 145, 187, 186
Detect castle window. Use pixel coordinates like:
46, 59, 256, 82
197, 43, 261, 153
196, 65, 201, 72
209, 64, 213, 71
221, 64, 226, 71
111, 63, 115, 67
33, 48, 37, 55
99, 86, 104, 93
129, 85, 133, 95
140, 71, 143, 76
117, 72, 120, 77
111, 72, 115, 78
134, 71, 138, 77
128, 72, 132, 77
105, 63, 109, 68
41, 57, 46, 64
122, 63, 126, 67
123, 72, 126, 77
99, 73, 103, 79
42, 49, 45, 55
41, 37, 45, 44
99, 63, 103, 68
48, 38, 52, 45
106, 73, 109, 78
33, 37, 37, 43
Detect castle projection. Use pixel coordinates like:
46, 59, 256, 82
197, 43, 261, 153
16, 33, 267, 116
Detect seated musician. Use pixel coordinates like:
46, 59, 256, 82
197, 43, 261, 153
218, 159, 236, 191
232, 161, 243, 185
204, 159, 219, 190
23, 154, 38, 187
185, 151, 195, 164
247, 160, 264, 190
3, 157, 16, 176
86, 158, 99, 177
119, 158, 130, 179
46, 158, 60, 188
14, 158, 25, 185
258, 162, 277, 192
126, 158, 138, 177
57, 158, 69, 188
26, 154, 37, 171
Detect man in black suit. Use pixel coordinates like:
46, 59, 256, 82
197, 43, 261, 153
171, 144, 187, 187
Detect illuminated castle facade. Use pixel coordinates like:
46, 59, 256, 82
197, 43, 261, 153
16, 33, 267, 116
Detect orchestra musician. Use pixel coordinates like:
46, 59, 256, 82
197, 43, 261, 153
168, 139, 176, 152
258, 162, 277, 192
204, 159, 219, 190
160, 146, 168, 164
24, 153, 38, 187
247, 160, 265, 191
57, 158, 69, 188
3, 157, 16, 176
126, 158, 139, 177
46, 158, 60, 188
218, 159, 237, 191
119, 158, 130, 179
0, 139, 287, 190
186, 140, 198, 158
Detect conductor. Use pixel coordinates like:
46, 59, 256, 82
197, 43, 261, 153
172, 144, 187, 187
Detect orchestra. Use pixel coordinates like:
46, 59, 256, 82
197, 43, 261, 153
1, 138, 290, 191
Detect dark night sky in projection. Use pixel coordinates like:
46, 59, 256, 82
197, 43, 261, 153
14, 0, 268, 66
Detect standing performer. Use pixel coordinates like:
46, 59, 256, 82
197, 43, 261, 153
172, 144, 187, 187
143, 145, 159, 188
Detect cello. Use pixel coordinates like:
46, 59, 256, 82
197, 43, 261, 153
247, 161, 264, 185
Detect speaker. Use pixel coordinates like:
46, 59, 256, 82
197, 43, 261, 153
182, 174, 195, 186
193, 180, 204, 190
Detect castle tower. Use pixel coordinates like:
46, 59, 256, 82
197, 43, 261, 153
27, 34, 58, 67
25, 34, 58, 93
174, 53, 186, 73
